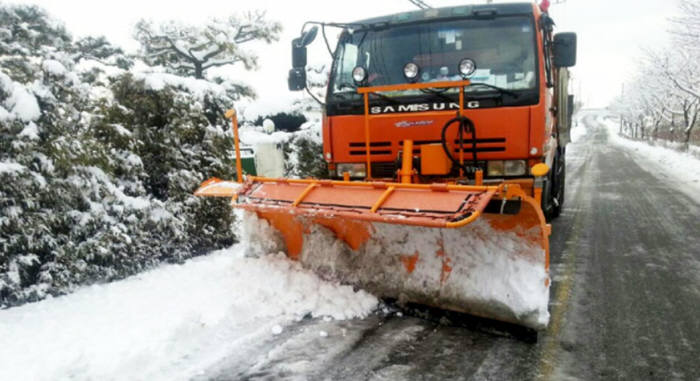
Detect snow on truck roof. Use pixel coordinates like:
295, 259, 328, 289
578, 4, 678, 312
352, 2, 535, 27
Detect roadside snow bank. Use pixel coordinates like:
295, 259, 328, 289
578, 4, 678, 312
0, 246, 377, 381
601, 115, 700, 203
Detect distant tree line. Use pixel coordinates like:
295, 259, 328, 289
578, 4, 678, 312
609, 0, 700, 148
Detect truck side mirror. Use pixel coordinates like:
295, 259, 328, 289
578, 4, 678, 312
553, 32, 577, 67
288, 67, 306, 91
292, 38, 307, 68
291, 26, 319, 68
289, 26, 318, 92
300, 26, 318, 47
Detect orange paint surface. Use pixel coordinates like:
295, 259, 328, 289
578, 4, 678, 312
256, 211, 304, 260
441, 259, 453, 285
313, 217, 372, 250
401, 251, 420, 274
434, 238, 452, 284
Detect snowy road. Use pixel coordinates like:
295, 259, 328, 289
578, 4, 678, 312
202, 110, 700, 381
2, 110, 699, 380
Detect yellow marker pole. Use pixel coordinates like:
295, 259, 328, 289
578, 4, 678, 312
458, 85, 465, 179
226, 109, 243, 183
475, 169, 483, 186
401, 139, 414, 184
363, 92, 372, 180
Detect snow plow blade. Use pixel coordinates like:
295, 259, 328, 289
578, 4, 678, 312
195, 176, 551, 330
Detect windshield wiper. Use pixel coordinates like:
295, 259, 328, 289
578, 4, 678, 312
465, 83, 519, 98
368, 91, 400, 104
421, 88, 455, 103
333, 83, 399, 104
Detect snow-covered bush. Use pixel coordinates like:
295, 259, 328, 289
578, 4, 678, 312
1, 4, 237, 306
282, 131, 327, 179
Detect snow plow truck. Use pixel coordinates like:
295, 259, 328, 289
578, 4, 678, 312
195, 1, 576, 330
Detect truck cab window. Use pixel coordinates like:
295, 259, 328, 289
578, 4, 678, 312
331, 16, 538, 97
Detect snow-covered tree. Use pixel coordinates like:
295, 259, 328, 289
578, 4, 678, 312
1, 4, 238, 307
133, 12, 282, 80
0, 5, 70, 56
612, 0, 700, 147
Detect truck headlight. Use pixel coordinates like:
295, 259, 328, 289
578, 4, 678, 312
487, 161, 504, 177
336, 163, 367, 178
352, 66, 367, 84
487, 160, 527, 177
403, 62, 420, 82
504, 160, 527, 176
458, 58, 476, 78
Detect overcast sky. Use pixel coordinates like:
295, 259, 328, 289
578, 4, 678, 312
12, 0, 679, 111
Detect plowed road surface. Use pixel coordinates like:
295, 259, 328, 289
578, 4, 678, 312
203, 111, 700, 381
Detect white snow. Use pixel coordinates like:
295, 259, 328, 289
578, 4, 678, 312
0, 245, 377, 381
0, 105, 9, 120
239, 126, 291, 145
570, 117, 587, 143
600, 115, 700, 203
82, 166, 151, 210
75, 58, 125, 78
42, 59, 68, 76
136, 72, 226, 99
0, 161, 26, 174
111, 123, 132, 137
0, 72, 41, 122
18, 121, 40, 140
243, 210, 550, 329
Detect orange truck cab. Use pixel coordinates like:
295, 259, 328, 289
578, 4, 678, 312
288, 1, 576, 220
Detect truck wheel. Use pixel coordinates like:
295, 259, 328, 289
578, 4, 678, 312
543, 148, 565, 221
550, 148, 566, 219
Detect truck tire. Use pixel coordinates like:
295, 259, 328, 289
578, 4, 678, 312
550, 147, 566, 219
543, 147, 565, 221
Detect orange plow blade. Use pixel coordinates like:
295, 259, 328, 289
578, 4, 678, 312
196, 177, 551, 330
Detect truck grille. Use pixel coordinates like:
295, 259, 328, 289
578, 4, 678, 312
399, 138, 506, 153
348, 141, 392, 156
371, 162, 396, 178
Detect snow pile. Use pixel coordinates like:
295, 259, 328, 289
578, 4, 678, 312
570, 116, 587, 143
601, 115, 700, 202
0, 246, 377, 381
239, 125, 292, 145
244, 211, 550, 329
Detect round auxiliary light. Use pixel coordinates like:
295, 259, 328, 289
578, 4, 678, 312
403, 62, 420, 81
352, 66, 367, 84
458, 58, 476, 78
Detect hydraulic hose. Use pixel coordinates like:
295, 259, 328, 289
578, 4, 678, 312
441, 115, 478, 177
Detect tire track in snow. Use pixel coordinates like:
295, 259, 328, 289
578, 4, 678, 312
535, 114, 596, 380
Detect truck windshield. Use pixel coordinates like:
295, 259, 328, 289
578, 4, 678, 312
331, 16, 537, 96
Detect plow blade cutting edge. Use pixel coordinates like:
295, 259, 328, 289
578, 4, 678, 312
196, 176, 551, 330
